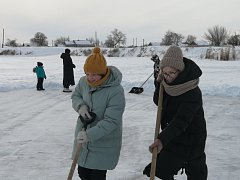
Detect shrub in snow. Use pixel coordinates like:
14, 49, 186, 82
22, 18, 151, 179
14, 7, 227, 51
107, 48, 120, 57
0, 49, 17, 55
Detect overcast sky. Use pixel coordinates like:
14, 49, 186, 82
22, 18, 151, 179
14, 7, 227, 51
1, 0, 240, 46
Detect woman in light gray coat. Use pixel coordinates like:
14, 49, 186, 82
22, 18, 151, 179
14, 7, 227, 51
71, 47, 125, 180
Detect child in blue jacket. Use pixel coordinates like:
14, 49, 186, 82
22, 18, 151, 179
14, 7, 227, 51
34, 62, 46, 91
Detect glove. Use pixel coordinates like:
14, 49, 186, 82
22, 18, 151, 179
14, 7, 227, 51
78, 105, 91, 119
77, 130, 88, 143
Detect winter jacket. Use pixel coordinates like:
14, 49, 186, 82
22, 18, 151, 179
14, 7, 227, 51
153, 57, 207, 160
60, 53, 75, 86
35, 66, 46, 79
71, 66, 125, 170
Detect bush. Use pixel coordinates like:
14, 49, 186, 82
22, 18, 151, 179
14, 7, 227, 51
107, 48, 120, 57
0, 50, 17, 55
82, 49, 92, 56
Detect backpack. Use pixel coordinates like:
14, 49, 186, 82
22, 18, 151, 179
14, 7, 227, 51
33, 67, 36, 73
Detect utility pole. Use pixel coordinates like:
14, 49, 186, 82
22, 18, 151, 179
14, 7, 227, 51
95, 31, 98, 46
143, 38, 145, 47
132, 38, 134, 47
136, 38, 137, 47
2, 28, 4, 48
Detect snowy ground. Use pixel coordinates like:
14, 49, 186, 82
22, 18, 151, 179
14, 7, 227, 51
0, 51, 240, 180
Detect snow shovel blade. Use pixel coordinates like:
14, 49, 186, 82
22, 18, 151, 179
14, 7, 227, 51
129, 87, 144, 94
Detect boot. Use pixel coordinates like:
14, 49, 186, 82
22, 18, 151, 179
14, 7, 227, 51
63, 88, 72, 92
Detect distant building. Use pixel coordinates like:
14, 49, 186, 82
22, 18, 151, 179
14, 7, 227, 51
196, 40, 210, 46
65, 41, 75, 47
65, 40, 94, 47
22, 43, 31, 47
181, 39, 210, 47
182, 41, 197, 46
148, 42, 161, 46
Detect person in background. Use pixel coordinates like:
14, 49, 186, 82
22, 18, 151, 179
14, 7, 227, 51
60, 48, 75, 92
151, 54, 160, 87
33, 61, 46, 91
71, 47, 125, 180
143, 46, 208, 180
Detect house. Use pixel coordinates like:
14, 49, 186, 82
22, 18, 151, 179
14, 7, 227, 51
65, 40, 94, 47
65, 41, 75, 47
74, 40, 94, 47
148, 42, 161, 46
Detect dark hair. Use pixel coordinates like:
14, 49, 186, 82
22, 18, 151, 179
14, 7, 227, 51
37, 62, 43, 66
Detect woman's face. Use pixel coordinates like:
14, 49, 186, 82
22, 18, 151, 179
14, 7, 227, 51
162, 67, 179, 84
86, 73, 102, 83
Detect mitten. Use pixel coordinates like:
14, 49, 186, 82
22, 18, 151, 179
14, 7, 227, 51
77, 130, 88, 143
78, 105, 91, 119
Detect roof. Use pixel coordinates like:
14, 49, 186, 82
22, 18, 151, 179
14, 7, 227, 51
74, 40, 92, 45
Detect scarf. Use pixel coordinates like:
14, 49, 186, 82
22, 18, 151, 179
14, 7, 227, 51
162, 78, 199, 96
87, 67, 111, 87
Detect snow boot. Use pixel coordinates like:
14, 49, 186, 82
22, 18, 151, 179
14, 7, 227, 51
63, 88, 72, 92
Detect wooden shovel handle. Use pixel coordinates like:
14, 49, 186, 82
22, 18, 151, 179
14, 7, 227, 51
67, 142, 82, 180
150, 83, 164, 180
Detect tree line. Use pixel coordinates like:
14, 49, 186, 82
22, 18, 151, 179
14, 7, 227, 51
4, 25, 240, 47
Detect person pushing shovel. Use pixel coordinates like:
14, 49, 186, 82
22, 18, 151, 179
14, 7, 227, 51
143, 46, 208, 180
70, 47, 126, 180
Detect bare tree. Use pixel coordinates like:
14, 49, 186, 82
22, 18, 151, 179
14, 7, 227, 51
104, 29, 126, 47
86, 37, 99, 46
54, 36, 70, 46
104, 35, 115, 48
161, 30, 184, 46
227, 34, 240, 46
6, 39, 18, 47
30, 32, 48, 46
204, 25, 228, 46
185, 35, 197, 45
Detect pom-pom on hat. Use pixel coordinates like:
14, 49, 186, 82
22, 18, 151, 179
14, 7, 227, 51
84, 47, 107, 74
160, 45, 185, 71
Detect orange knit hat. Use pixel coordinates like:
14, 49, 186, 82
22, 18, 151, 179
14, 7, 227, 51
84, 47, 107, 74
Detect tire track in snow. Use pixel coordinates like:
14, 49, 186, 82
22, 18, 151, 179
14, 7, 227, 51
0, 89, 75, 157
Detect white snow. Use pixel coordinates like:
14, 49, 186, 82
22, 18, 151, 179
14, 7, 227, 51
0, 47, 240, 180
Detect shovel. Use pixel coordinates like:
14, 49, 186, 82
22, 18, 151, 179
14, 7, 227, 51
129, 72, 153, 94
67, 112, 96, 180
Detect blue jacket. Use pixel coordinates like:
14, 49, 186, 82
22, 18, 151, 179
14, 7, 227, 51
35, 66, 46, 79
71, 66, 125, 170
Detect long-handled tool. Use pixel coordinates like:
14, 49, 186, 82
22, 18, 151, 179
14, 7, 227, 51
150, 83, 164, 180
129, 72, 154, 94
67, 112, 96, 180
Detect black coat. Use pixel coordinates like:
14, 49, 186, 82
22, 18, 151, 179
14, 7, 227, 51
153, 58, 207, 160
60, 53, 75, 87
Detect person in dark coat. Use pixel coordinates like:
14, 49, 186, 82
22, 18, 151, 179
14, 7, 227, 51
143, 46, 208, 180
151, 54, 160, 88
60, 48, 76, 92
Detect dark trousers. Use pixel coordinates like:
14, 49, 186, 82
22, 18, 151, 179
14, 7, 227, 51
37, 78, 44, 90
78, 165, 107, 180
185, 153, 208, 180
143, 150, 207, 180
